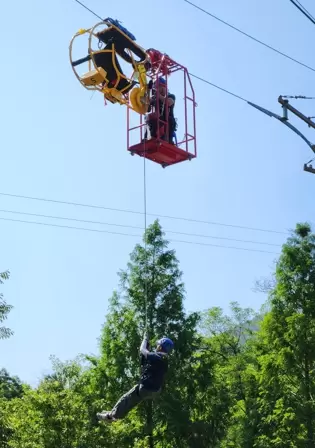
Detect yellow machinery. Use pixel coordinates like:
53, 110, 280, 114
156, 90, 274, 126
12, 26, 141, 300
69, 19, 150, 114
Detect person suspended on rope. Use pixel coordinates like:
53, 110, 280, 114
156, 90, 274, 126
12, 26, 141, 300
145, 77, 177, 144
96, 335, 174, 423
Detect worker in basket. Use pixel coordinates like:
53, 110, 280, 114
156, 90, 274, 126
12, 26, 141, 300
145, 77, 177, 144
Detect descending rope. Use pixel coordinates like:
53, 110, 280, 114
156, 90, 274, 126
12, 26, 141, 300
73, 0, 150, 331
143, 133, 149, 335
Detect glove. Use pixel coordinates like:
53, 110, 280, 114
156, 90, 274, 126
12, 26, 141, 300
142, 332, 150, 351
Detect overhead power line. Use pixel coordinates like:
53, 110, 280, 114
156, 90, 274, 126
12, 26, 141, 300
0, 208, 283, 247
183, 0, 315, 73
73, 0, 315, 74
72, 0, 251, 103
0, 216, 279, 255
186, 73, 248, 102
71, 0, 315, 148
74, 0, 103, 20
0, 192, 289, 235
281, 95, 315, 99
71, 0, 315, 158
289, 0, 315, 25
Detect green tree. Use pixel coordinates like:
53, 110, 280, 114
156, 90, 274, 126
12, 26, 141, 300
0, 369, 23, 400
0, 399, 12, 448
94, 220, 200, 447
0, 370, 24, 447
6, 356, 113, 448
0, 271, 13, 340
255, 223, 315, 448
199, 302, 260, 447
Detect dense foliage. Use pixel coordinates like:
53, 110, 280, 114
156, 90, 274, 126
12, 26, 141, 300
0, 271, 13, 340
2, 221, 315, 447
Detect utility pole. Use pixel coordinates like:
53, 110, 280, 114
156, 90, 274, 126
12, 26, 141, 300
278, 96, 315, 174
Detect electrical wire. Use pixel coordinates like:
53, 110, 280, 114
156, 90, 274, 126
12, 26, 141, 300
0, 208, 283, 247
0, 216, 279, 255
71, 0, 315, 161
73, 0, 103, 20
0, 1, 294, 256
281, 95, 315, 99
0, 192, 289, 235
183, 0, 315, 73
187, 73, 248, 102
72, 0, 315, 77
71, 0, 315, 140
72, 0, 250, 104
289, 0, 315, 25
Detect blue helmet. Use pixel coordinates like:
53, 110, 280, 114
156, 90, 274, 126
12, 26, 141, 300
154, 77, 166, 86
157, 337, 174, 354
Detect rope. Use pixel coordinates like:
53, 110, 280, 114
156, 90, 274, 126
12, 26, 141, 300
143, 123, 149, 335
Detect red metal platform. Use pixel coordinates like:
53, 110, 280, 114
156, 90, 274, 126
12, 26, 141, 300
128, 138, 194, 168
127, 49, 197, 168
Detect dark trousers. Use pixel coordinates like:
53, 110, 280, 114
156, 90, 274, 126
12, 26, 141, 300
111, 384, 160, 419
145, 114, 176, 143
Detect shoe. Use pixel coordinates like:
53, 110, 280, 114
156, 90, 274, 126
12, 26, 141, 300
97, 411, 115, 423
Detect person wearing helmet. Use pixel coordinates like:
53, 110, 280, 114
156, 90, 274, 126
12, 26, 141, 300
96, 334, 174, 423
145, 77, 177, 144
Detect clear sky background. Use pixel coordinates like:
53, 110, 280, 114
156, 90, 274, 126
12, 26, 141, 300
0, 0, 314, 386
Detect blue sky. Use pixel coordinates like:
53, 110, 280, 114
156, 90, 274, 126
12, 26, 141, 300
0, 0, 314, 385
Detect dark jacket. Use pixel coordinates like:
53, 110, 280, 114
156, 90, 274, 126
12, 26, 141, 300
140, 351, 168, 391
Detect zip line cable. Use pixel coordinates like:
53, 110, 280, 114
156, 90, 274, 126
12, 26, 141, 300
0, 216, 279, 255
0, 208, 283, 247
183, 0, 315, 73
289, 0, 315, 25
0, 192, 289, 235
